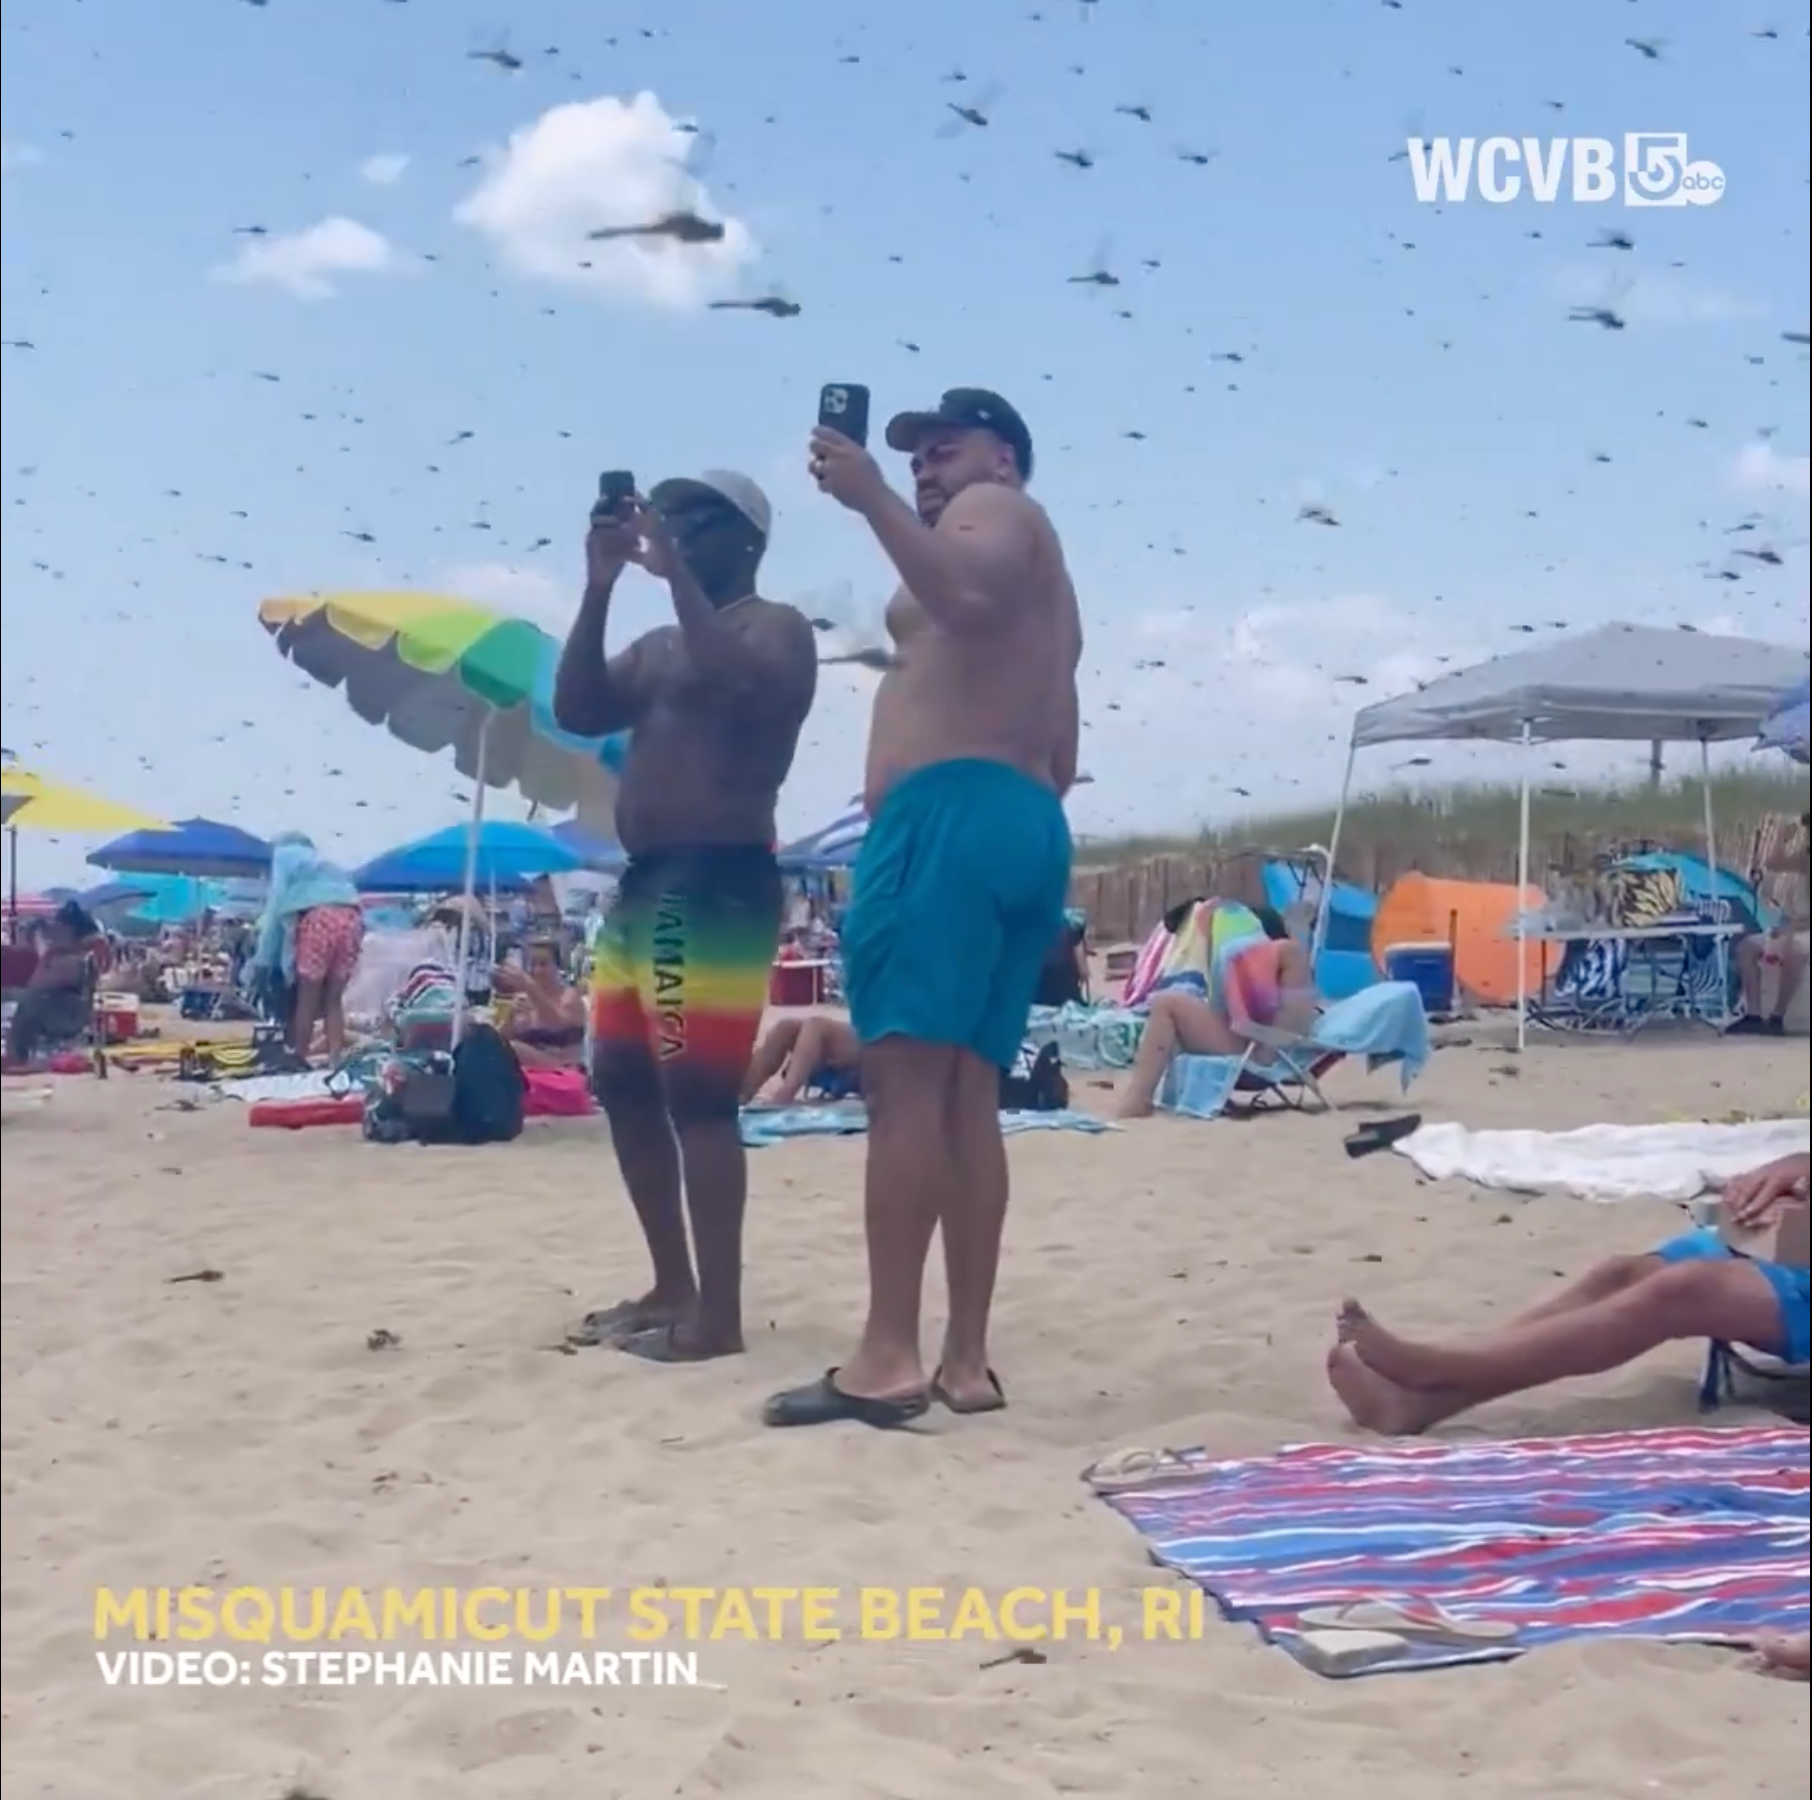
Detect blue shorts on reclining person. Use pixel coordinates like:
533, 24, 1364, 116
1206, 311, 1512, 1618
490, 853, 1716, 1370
1653, 1226, 1812, 1367
841, 759, 1073, 1072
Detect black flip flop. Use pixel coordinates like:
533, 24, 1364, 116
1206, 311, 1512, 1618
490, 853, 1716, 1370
931, 1368, 1007, 1414
1344, 1113, 1423, 1159
762, 1370, 930, 1430
567, 1300, 668, 1347
616, 1324, 741, 1365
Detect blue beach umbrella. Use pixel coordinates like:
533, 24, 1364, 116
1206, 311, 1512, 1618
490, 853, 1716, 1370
90, 816, 272, 879
353, 821, 587, 893
1757, 675, 1809, 764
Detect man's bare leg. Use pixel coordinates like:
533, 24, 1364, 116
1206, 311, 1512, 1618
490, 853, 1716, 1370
575, 1049, 694, 1343
933, 1049, 1011, 1410
1343, 1258, 1782, 1394
1325, 1253, 1666, 1433
828, 1037, 953, 1401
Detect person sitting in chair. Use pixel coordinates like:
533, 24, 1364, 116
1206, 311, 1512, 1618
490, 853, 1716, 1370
4, 901, 100, 1066
1731, 813, 1809, 1037
740, 1015, 864, 1104
1325, 1151, 1810, 1435
494, 937, 586, 1068
1115, 906, 1318, 1119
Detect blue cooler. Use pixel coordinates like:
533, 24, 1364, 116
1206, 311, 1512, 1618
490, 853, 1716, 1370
1383, 941, 1455, 1015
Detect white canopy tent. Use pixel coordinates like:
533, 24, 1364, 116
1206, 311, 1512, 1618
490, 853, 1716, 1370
1311, 622, 1810, 1048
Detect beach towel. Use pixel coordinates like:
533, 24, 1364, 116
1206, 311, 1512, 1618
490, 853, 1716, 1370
1087, 1424, 1809, 1678
739, 1103, 1113, 1148
1304, 981, 1431, 1087
1394, 1117, 1810, 1202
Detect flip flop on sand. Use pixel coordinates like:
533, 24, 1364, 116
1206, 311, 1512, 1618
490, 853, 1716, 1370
1343, 1114, 1423, 1159
762, 1370, 930, 1430
1296, 1602, 1519, 1644
931, 1368, 1007, 1414
1081, 1447, 1195, 1492
567, 1300, 675, 1346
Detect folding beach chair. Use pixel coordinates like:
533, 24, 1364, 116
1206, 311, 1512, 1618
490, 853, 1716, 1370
1700, 1340, 1811, 1422
1228, 1023, 1341, 1113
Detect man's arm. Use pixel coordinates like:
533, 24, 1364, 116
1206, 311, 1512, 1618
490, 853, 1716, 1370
858, 483, 1039, 635
553, 572, 648, 737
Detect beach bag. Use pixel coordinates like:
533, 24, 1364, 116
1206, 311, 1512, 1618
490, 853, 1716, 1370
449, 1024, 527, 1144
363, 1054, 460, 1145
999, 1040, 1068, 1112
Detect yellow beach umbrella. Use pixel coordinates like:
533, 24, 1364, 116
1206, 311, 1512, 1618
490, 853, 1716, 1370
1, 767, 173, 835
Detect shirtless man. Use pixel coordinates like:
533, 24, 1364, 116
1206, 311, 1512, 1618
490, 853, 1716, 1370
553, 471, 817, 1362
766, 389, 1081, 1428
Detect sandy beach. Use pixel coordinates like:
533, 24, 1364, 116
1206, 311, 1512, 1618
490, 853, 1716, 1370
2, 1030, 1807, 1800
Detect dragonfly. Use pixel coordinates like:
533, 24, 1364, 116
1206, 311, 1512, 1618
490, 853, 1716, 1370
1567, 271, 1634, 331
708, 290, 801, 318
1054, 147, 1097, 170
803, 590, 896, 670
1175, 145, 1220, 167
937, 82, 1004, 135
1067, 236, 1121, 288
588, 210, 725, 245
469, 37, 524, 72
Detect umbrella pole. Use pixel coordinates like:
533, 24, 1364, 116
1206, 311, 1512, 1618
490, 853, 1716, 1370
6, 827, 15, 943
451, 720, 492, 1050
1515, 722, 1533, 1054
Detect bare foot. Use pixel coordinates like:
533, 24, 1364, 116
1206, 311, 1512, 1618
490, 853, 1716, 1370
1114, 1093, 1156, 1121
1325, 1344, 1452, 1435
1754, 1631, 1811, 1679
1339, 1298, 1454, 1391
568, 1291, 692, 1347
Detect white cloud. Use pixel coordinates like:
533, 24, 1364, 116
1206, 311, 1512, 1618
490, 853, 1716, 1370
1, 141, 43, 174
453, 92, 758, 309
212, 217, 407, 300
440, 561, 568, 626
1730, 441, 1811, 499
359, 153, 410, 187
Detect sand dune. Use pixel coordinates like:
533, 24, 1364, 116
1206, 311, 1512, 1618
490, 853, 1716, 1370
2, 1032, 1806, 1798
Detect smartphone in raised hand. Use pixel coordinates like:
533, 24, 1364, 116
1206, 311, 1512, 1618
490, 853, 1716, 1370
817, 384, 870, 448
596, 470, 636, 517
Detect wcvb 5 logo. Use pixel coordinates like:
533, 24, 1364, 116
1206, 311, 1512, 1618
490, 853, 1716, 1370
1623, 133, 1726, 206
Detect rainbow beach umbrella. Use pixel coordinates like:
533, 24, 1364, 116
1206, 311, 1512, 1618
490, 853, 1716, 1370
258, 591, 625, 826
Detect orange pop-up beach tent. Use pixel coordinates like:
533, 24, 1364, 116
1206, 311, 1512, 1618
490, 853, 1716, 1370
1372, 873, 1544, 1007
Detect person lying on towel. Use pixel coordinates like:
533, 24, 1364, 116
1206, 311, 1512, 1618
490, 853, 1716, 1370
740, 1015, 863, 1105
4, 901, 99, 1066
494, 938, 586, 1069
1753, 1630, 1809, 1680
1327, 1151, 1811, 1436
1115, 906, 1318, 1119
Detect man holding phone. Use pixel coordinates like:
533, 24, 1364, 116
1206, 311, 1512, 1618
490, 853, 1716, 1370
553, 470, 818, 1364
765, 388, 1082, 1429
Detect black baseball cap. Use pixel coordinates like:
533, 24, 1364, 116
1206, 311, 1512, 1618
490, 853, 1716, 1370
884, 388, 1034, 479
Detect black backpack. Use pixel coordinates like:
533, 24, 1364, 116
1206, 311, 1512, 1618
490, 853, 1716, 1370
448, 1024, 527, 1144
363, 1026, 526, 1146
999, 1040, 1068, 1113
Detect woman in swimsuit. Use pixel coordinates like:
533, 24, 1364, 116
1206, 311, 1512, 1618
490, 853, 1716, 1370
495, 938, 586, 1068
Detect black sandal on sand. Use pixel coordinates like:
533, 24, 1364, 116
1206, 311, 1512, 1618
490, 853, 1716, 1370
761, 1370, 931, 1430
931, 1368, 1007, 1414
1344, 1113, 1423, 1159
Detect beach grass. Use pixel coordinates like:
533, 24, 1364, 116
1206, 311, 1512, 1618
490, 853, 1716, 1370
1074, 767, 1811, 868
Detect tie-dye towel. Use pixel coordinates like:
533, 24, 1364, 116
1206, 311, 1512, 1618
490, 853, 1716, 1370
1088, 1424, 1809, 1677
1024, 1001, 1144, 1071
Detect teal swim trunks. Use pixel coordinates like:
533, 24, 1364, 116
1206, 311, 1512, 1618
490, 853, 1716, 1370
1654, 1226, 1811, 1366
841, 759, 1073, 1070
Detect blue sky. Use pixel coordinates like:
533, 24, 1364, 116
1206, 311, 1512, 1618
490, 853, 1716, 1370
3, 0, 1807, 885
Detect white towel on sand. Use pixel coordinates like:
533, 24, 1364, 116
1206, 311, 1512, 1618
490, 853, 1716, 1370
1393, 1117, 1811, 1202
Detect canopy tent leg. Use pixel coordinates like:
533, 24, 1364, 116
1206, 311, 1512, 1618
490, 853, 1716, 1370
450, 718, 492, 1050
1515, 722, 1533, 1053
1310, 741, 1359, 962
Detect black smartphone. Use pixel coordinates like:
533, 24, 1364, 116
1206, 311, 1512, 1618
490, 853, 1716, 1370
596, 470, 635, 516
817, 384, 870, 448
